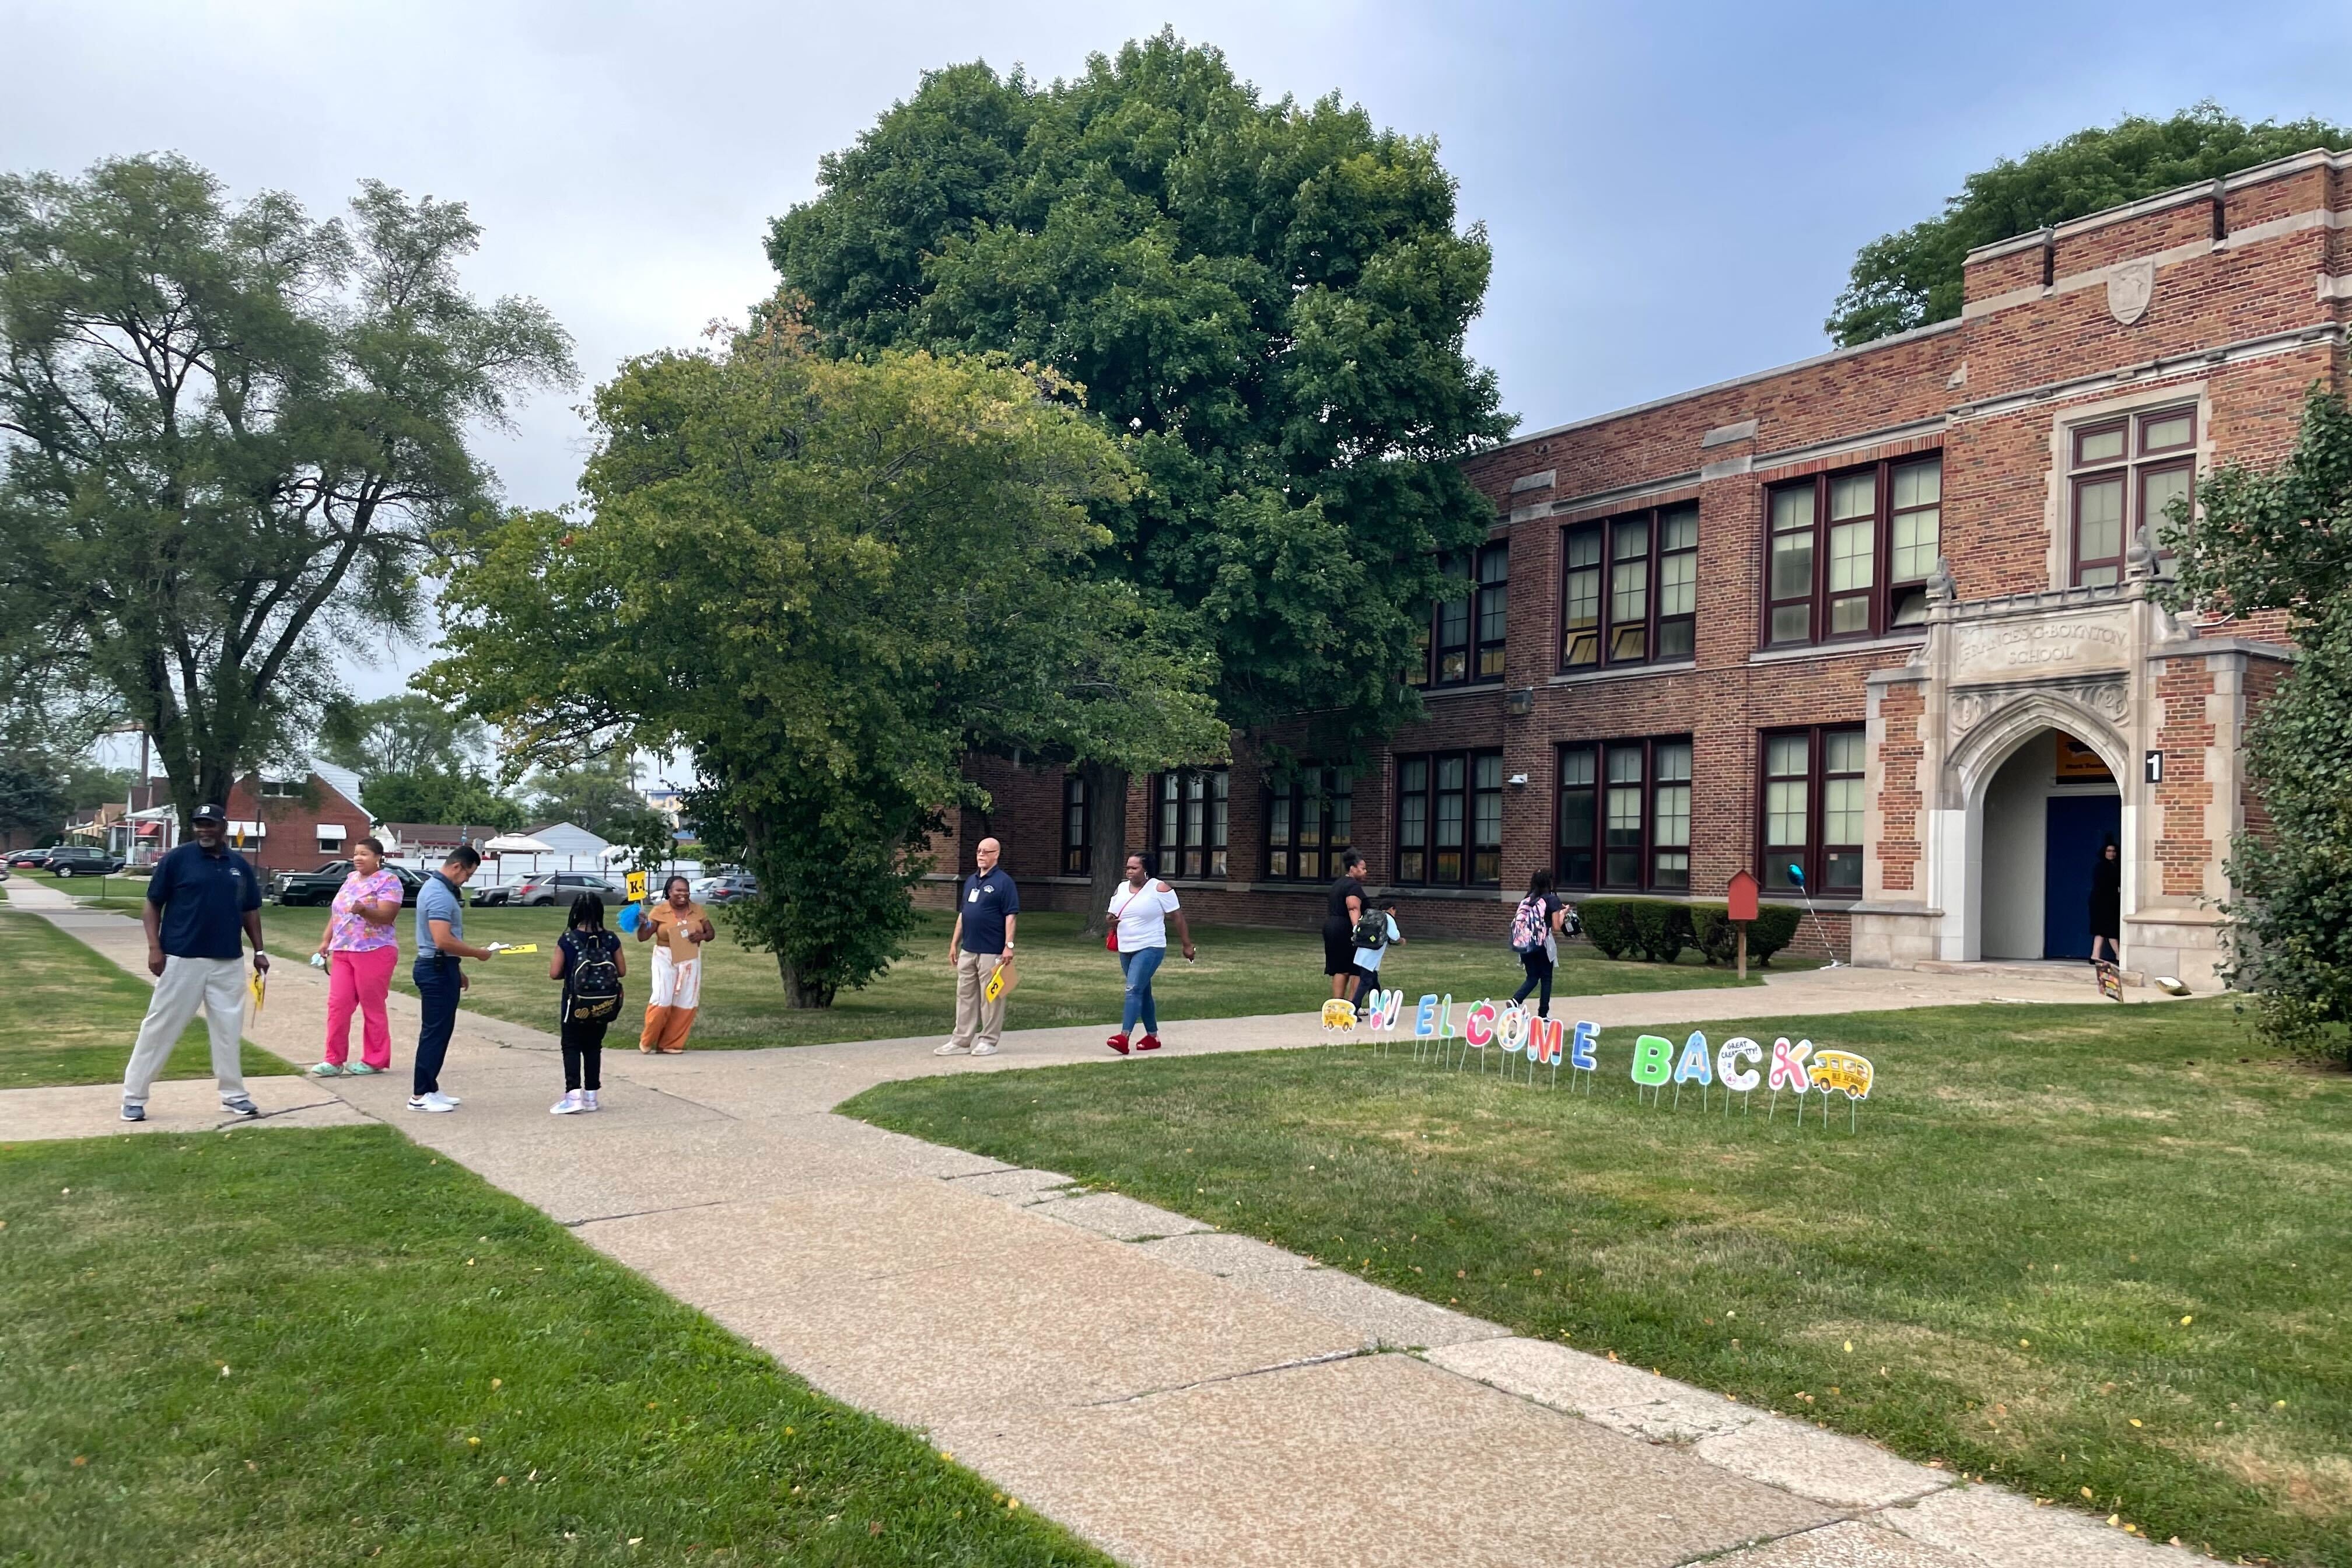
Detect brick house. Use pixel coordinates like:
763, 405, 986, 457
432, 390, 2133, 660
218, 765, 372, 879
943, 148, 2347, 985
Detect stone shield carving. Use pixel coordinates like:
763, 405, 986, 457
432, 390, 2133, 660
2107, 260, 2154, 326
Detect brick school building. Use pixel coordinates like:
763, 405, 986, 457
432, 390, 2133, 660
943, 148, 2347, 985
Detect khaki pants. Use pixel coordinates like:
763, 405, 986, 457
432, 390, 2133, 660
123, 954, 249, 1107
949, 949, 1009, 1049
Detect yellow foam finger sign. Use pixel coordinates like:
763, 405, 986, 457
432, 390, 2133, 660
625, 872, 647, 902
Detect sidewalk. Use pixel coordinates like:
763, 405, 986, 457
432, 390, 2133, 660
2, 882, 2193, 1567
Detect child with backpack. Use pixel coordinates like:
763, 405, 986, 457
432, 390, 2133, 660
1509, 869, 1566, 1019
1348, 900, 1404, 1008
549, 892, 626, 1115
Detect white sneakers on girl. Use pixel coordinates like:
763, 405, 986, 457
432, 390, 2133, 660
551, 1091, 586, 1115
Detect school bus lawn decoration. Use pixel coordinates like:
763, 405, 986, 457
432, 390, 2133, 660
1335, 989, 1878, 1133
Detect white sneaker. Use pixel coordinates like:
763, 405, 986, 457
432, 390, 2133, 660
427, 1091, 462, 1108
407, 1095, 454, 1114
969, 1042, 999, 1057
580, 1090, 600, 1112
551, 1091, 585, 1115
933, 1040, 972, 1056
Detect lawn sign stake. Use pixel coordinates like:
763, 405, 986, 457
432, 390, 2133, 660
1570, 1020, 1599, 1096
1631, 1033, 1671, 1106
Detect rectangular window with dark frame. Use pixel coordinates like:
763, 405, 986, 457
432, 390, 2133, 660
1555, 736, 1692, 892
1061, 773, 1088, 876
2070, 407, 2193, 587
1426, 542, 1507, 686
1263, 767, 1353, 883
1150, 768, 1228, 880
1560, 503, 1699, 671
1760, 725, 1865, 897
1763, 455, 1941, 646
1394, 749, 1503, 887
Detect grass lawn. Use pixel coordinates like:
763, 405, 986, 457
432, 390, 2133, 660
0, 1125, 1109, 1566
47, 882, 1781, 1049
844, 998, 2352, 1567
0, 912, 283, 1090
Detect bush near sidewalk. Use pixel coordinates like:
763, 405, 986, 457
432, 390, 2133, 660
0, 1126, 1110, 1567
844, 997, 2351, 1567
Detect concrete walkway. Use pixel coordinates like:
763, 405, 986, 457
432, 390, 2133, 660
2, 881, 2194, 1567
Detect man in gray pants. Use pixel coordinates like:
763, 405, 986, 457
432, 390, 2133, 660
121, 803, 270, 1121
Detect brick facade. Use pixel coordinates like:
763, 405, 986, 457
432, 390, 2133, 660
949, 150, 2346, 982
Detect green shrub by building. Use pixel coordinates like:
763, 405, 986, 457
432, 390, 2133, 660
1578, 899, 1798, 966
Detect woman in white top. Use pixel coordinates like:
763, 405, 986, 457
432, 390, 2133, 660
1106, 852, 1195, 1056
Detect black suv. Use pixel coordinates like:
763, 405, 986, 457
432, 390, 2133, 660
274, 861, 425, 907
44, 846, 125, 877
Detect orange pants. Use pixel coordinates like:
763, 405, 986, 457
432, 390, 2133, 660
639, 949, 701, 1054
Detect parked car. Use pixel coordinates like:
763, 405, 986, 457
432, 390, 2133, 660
44, 846, 125, 877
509, 872, 626, 908
274, 861, 425, 907
5, 848, 56, 869
692, 873, 760, 905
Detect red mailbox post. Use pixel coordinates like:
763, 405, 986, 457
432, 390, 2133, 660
1726, 870, 1760, 980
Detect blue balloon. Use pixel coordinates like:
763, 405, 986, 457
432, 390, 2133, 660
1787, 863, 1806, 886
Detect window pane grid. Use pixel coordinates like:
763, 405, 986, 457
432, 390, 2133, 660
1150, 768, 1227, 880
1761, 725, 1864, 897
2070, 407, 2193, 586
1398, 750, 1503, 887
1562, 507, 1699, 673
1262, 768, 1349, 883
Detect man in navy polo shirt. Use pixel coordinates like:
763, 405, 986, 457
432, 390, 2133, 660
935, 836, 1019, 1058
122, 803, 268, 1121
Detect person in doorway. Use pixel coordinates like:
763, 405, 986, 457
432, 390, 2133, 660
550, 892, 626, 1114
121, 803, 269, 1122
1510, 867, 1569, 1019
2089, 836, 2123, 967
936, 836, 1018, 1057
636, 875, 714, 1054
308, 836, 401, 1077
1349, 901, 1404, 1009
1322, 849, 1368, 1000
1105, 852, 1194, 1055
411, 845, 494, 1113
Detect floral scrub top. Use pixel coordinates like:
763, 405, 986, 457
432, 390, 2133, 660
328, 869, 403, 953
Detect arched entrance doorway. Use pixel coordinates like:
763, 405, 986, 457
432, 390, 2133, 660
1978, 727, 2121, 960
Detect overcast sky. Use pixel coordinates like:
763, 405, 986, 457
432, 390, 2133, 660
6, 0, 2344, 716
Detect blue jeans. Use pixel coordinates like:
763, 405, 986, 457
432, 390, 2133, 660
412, 956, 460, 1097
1119, 945, 1166, 1035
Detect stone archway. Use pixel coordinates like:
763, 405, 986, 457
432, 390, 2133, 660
1944, 691, 2134, 964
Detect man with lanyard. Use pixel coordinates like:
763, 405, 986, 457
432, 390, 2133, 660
935, 835, 1018, 1058
410, 845, 495, 1113
122, 803, 268, 1122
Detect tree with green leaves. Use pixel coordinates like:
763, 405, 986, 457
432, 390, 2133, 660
2162, 386, 2352, 1062
768, 30, 1510, 918
525, 756, 667, 845
1826, 104, 2351, 346
0, 754, 69, 844
317, 694, 495, 783
431, 317, 1223, 1006
0, 154, 573, 830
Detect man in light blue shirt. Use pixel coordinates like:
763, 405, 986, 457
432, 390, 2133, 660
410, 845, 493, 1112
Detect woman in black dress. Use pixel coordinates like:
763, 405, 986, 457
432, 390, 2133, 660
2088, 837, 2122, 965
1324, 849, 1367, 1000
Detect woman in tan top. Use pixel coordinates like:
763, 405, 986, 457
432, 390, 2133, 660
636, 875, 715, 1054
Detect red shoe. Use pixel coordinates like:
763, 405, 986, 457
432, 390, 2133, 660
1106, 1033, 1131, 1055
1136, 1034, 1162, 1052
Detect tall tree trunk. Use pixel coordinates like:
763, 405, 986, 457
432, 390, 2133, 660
1081, 761, 1129, 936
775, 951, 836, 1010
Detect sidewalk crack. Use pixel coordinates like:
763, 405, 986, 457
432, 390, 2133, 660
1080, 1346, 1373, 1408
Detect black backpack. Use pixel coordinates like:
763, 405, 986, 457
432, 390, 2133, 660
566, 931, 622, 1022
1352, 908, 1389, 950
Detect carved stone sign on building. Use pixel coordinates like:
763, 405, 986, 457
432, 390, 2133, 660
2107, 260, 2155, 326
1952, 607, 2133, 684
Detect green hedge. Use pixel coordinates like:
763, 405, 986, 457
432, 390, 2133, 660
1690, 902, 1802, 966
1578, 899, 1803, 965
1577, 899, 1693, 963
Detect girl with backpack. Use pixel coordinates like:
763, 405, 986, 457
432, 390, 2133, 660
1509, 868, 1567, 1019
1349, 900, 1404, 1008
549, 892, 626, 1114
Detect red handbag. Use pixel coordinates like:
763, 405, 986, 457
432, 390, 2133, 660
1106, 892, 1130, 952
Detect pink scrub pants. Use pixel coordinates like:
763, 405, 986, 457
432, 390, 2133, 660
325, 944, 397, 1069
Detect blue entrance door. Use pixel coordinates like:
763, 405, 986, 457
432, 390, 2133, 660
2043, 795, 2121, 959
